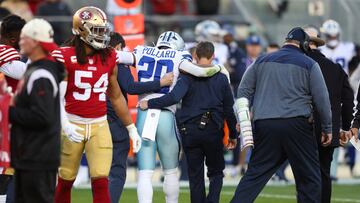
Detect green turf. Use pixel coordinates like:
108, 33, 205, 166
71, 184, 359, 203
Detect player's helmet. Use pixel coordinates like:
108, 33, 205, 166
72, 6, 110, 50
156, 31, 185, 51
321, 19, 341, 48
321, 19, 341, 37
195, 20, 223, 42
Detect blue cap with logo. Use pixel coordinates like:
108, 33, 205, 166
246, 35, 261, 45
285, 27, 308, 43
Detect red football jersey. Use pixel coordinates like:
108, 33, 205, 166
52, 47, 117, 118
0, 44, 21, 92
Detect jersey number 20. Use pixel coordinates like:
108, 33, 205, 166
137, 56, 174, 94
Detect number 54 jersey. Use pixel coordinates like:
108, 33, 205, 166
52, 47, 117, 118
133, 45, 191, 112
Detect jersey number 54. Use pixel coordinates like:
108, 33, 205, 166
73, 70, 108, 101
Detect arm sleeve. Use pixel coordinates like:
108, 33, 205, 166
59, 81, 68, 126
237, 63, 257, 100
222, 77, 238, 139
9, 79, 56, 129
0, 61, 27, 80
309, 63, 332, 134
339, 68, 354, 130
148, 75, 191, 109
116, 51, 135, 65
179, 60, 220, 77
117, 64, 161, 95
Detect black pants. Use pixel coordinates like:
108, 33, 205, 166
318, 145, 335, 203
14, 169, 56, 203
231, 117, 321, 203
180, 122, 225, 203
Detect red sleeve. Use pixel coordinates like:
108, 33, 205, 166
0, 45, 21, 67
51, 48, 65, 64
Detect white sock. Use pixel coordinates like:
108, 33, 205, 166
137, 170, 154, 203
0, 195, 6, 203
163, 168, 179, 203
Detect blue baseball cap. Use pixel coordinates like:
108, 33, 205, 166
285, 27, 308, 43
246, 35, 261, 45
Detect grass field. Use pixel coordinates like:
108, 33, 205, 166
72, 184, 360, 203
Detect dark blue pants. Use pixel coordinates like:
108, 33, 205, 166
108, 120, 130, 203
180, 121, 224, 203
231, 117, 321, 203
6, 177, 14, 203
179, 156, 189, 181
0, 174, 14, 203
318, 145, 334, 203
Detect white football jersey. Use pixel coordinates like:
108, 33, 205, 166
213, 42, 229, 65
133, 45, 192, 111
185, 42, 229, 65
319, 42, 355, 73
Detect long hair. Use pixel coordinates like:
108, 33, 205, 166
65, 35, 112, 65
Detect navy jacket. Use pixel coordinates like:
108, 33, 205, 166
148, 72, 238, 139
106, 64, 161, 131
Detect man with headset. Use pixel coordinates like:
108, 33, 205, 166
231, 27, 332, 203
304, 26, 354, 203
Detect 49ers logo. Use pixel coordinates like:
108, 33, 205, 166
80, 10, 92, 20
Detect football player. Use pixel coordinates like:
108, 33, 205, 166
319, 19, 355, 74
0, 15, 26, 93
116, 31, 222, 203
0, 14, 26, 203
186, 20, 229, 66
52, 6, 141, 203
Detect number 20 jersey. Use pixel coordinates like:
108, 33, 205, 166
133, 45, 192, 111
52, 47, 117, 118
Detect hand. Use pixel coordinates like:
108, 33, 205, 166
160, 72, 174, 87
139, 100, 148, 110
321, 132, 332, 147
204, 65, 221, 77
351, 128, 359, 143
63, 122, 85, 143
339, 130, 350, 146
226, 138, 237, 150
236, 123, 240, 133
126, 124, 142, 153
